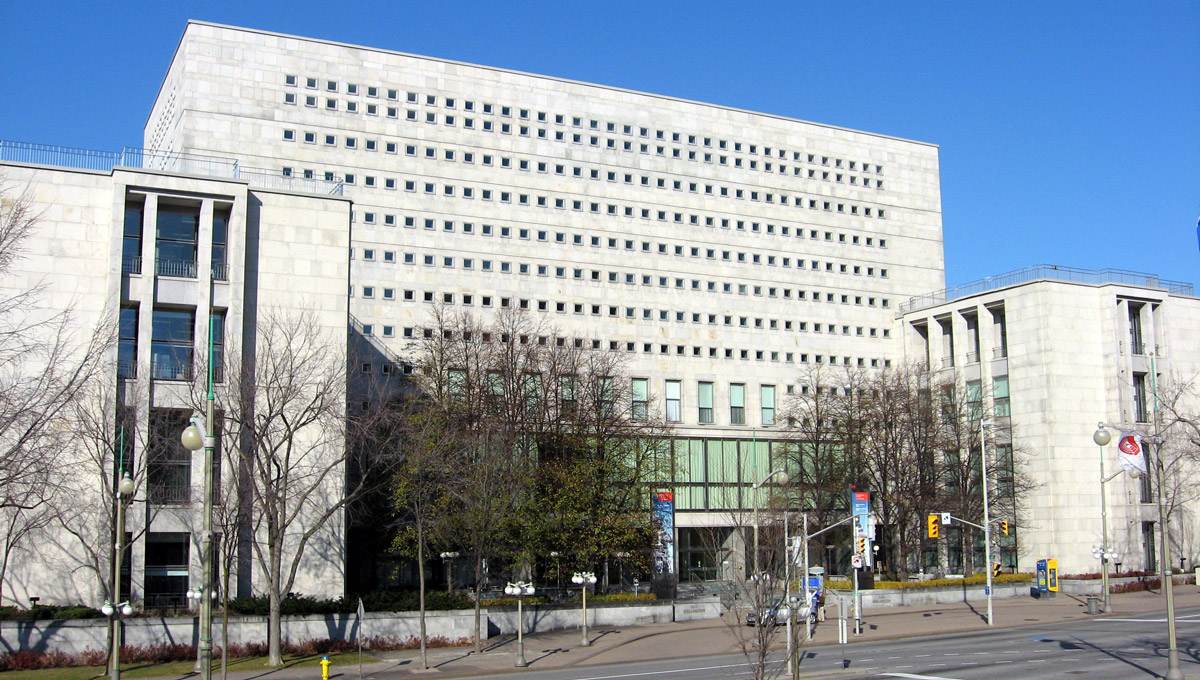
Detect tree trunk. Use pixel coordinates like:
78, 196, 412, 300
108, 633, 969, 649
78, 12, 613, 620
267, 584, 283, 666
472, 552, 484, 654
417, 522, 428, 669
221, 563, 231, 680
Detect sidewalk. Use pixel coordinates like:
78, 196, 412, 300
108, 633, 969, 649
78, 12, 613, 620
143, 586, 1200, 679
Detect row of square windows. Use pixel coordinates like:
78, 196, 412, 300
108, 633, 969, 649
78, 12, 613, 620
353, 245, 890, 303
358, 324, 892, 373
356, 235, 888, 280
283, 132, 883, 220
283, 75, 883, 177
282, 163, 887, 226
279, 111, 885, 197
352, 286, 893, 336
353, 211, 886, 258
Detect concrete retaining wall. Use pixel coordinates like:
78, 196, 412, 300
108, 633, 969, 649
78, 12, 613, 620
1, 600, 723, 655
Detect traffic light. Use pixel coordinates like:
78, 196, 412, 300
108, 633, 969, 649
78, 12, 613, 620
927, 514, 939, 539
992, 563, 1002, 578
1000, 520, 1010, 536
857, 536, 866, 554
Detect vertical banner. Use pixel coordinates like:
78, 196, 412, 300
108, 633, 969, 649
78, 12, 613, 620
851, 490, 870, 535
1117, 432, 1149, 475
652, 491, 675, 575
851, 490, 871, 566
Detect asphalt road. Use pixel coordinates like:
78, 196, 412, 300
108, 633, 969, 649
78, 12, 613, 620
433, 607, 1200, 680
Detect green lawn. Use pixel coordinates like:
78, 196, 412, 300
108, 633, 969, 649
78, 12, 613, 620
2, 651, 375, 679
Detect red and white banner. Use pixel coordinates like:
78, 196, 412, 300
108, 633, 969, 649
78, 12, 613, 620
1117, 432, 1149, 475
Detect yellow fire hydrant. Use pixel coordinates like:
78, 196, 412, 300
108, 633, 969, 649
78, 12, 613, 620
320, 655, 331, 680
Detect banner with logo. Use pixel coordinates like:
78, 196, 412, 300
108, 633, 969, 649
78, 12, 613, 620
652, 491, 675, 575
1117, 432, 1149, 475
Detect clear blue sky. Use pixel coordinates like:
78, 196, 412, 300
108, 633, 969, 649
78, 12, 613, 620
2, 1, 1196, 289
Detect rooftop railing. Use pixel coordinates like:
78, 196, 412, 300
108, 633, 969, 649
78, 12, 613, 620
900, 264, 1195, 314
1, 140, 344, 196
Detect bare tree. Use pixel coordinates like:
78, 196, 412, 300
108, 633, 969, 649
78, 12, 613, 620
0, 179, 114, 605
211, 308, 355, 666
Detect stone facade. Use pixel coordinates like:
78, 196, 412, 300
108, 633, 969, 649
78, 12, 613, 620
900, 275, 1200, 575
0, 161, 351, 608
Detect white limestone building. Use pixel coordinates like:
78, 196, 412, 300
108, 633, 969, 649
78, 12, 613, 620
143, 20, 945, 587
0, 157, 350, 608
3, 20, 1198, 608
899, 267, 1200, 575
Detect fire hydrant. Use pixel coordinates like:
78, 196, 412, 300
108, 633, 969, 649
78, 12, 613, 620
320, 655, 331, 680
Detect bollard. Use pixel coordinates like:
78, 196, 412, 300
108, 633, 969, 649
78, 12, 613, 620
320, 655, 331, 680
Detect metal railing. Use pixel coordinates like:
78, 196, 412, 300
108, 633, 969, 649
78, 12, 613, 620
965, 351, 980, 364
121, 256, 142, 275
150, 358, 193, 381
900, 264, 1195, 314
155, 258, 197, 278
117, 358, 137, 380
239, 166, 345, 196
993, 346, 1008, 359
0, 140, 120, 170
148, 483, 191, 505
1129, 341, 1146, 356
1, 139, 345, 196
941, 356, 955, 369
211, 262, 228, 281
120, 147, 237, 178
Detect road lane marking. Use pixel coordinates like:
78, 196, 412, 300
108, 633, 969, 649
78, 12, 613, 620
881, 673, 962, 680
570, 661, 769, 680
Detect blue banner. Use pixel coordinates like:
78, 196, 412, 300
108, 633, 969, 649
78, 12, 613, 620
653, 491, 675, 575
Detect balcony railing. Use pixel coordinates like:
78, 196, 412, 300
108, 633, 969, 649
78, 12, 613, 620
211, 262, 228, 281
1129, 341, 1146, 356
147, 483, 190, 505
941, 356, 955, 369
900, 264, 1194, 314
117, 357, 137, 380
156, 258, 197, 279
150, 358, 192, 381
993, 346, 1008, 359
965, 351, 980, 364
121, 256, 142, 274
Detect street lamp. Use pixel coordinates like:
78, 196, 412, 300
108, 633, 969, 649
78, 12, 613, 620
979, 419, 994, 626
181, 409, 215, 680
1094, 421, 1181, 679
752, 468, 788, 579
571, 572, 597, 647
1091, 424, 1128, 614
105, 471, 135, 680
504, 581, 535, 667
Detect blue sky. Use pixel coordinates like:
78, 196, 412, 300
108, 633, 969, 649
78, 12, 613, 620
2, 1, 1196, 289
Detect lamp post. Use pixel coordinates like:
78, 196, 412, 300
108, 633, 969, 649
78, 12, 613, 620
105, 471, 135, 680
571, 572, 597, 647
440, 552, 459, 594
504, 581, 535, 667
181, 315, 217, 680
1091, 424, 1125, 614
1094, 420, 1181, 679
980, 419, 994, 627
752, 469, 788, 579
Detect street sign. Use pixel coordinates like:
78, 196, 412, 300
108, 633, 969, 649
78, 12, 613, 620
940, 512, 951, 525
851, 554, 863, 568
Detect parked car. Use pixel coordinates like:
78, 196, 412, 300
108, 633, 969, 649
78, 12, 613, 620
746, 596, 813, 627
